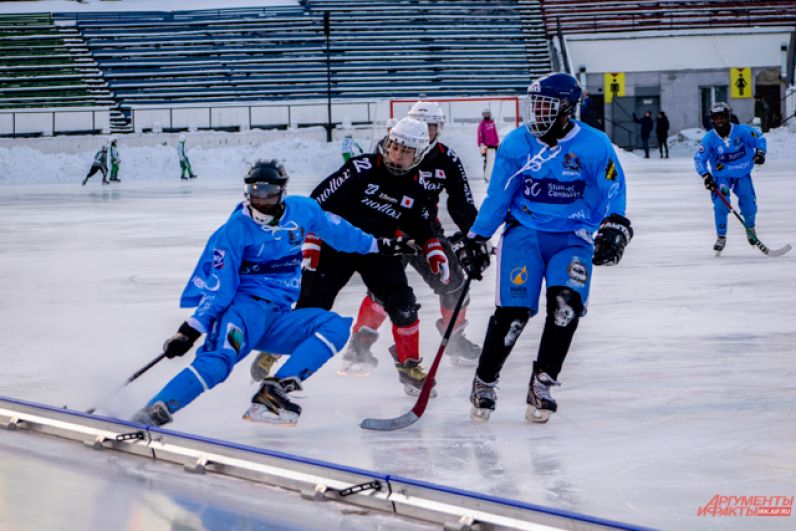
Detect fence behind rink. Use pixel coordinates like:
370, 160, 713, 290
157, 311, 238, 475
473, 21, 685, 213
0, 107, 111, 137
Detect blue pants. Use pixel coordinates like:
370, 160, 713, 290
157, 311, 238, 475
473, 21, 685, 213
148, 294, 351, 413
497, 222, 593, 315
711, 175, 757, 236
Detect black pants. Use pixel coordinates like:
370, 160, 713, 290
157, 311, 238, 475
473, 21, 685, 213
84, 164, 107, 182
297, 246, 418, 326
641, 136, 650, 158
657, 134, 668, 158
404, 233, 468, 310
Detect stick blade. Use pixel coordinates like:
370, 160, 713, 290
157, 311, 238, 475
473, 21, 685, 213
360, 411, 419, 431
764, 243, 792, 257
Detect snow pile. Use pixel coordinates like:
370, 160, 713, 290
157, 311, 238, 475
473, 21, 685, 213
665, 125, 796, 160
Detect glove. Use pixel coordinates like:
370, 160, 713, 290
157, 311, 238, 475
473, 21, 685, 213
423, 238, 450, 285
163, 322, 202, 358
702, 173, 715, 191
593, 214, 633, 266
453, 234, 491, 281
301, 233, 322, 271
377, 235, 420, 256
753, 149, 765, 165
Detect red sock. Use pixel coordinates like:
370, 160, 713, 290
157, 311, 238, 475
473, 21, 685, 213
392, 320, 420, 363
353, 294, 387, 333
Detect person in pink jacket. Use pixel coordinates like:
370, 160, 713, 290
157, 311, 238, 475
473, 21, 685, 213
477, 109, 500, 182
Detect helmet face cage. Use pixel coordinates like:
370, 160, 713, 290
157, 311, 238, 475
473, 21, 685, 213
380, 117, 429, 175
525, 73, 582, 137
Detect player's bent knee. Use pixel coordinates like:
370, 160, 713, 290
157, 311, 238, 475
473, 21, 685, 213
384, 289, 419, 326
316, 315, 352, 354
546, 287, 583, 327
191, 354, 234, 389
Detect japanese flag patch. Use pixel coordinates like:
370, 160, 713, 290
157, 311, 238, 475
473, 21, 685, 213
400, 196, 415, 208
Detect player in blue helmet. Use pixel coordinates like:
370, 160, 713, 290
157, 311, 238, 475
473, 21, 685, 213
456, 72, 632, 423
694, 101, 766, 255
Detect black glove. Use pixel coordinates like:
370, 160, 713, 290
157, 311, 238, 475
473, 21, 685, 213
593, 214, 633, 266
753, 149, 765, 165
377, 235, 420, 256
702, 172, 715, 191
453, 234, 491, 281
163, 322, 202, 358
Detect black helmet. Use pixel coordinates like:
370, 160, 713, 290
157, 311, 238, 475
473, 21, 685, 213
709, 102, 732, 136
244, 159, 288, 185
244, 160, 288, 222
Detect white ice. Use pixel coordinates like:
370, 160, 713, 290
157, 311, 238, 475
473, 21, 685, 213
0, 124, 794, 531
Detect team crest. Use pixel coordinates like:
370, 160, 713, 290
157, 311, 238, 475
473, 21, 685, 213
604, 161, 617, 181
212, 249, 225, 269
563, 152, 581, 172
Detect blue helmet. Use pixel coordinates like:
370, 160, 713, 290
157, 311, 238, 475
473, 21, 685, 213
525, 72, 582, 137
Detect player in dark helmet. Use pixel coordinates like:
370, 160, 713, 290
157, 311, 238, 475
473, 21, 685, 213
243, 159, 289, 224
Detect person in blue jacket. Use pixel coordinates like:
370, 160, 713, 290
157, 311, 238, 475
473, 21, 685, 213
131, 160, 413, 427
457, 73, 632, 424
694, 101, 767, 254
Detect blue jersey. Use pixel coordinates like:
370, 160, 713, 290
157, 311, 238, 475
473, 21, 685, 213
694, 124, 766, 178
180, 195, 376, 331
470, 121, 627, 241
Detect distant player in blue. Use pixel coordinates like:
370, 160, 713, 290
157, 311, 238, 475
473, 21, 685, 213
131, 160, 413, 427
694, 101, 766, 255
457, 73, 632, 423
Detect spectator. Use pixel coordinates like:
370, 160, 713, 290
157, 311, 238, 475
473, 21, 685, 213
655, 111, 670, 159
477, 108, 500, 182
754, 94, 770, 132
632, 111, 654, 158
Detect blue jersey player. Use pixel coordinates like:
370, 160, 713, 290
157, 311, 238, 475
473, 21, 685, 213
131, 160, 412, 427
457, 73, 632, 423
694, 101, 766, 254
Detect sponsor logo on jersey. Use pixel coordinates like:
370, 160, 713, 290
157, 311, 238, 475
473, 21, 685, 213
315, 170, 351, 204
213, 249, 225, 269
240, 253, 302, 275
605, 161, 617, 181
510, 265, 528, 285
716, 147, 746, 164
361, 197, 401, 219
378, 192, 398, 204
400, 196, 415, 208
225, 323, 244, 354
287, 226, 305, 247
365, 183, 379, 195
192, 273, 221, 292
522, 177, 585, 204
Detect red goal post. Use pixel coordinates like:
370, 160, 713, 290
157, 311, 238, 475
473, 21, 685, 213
388, 96, 521, 128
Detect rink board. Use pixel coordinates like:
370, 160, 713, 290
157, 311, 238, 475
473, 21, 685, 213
0, 395, 650, 531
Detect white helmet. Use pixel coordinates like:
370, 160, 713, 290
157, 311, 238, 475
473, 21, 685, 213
178, 134, 186, 142
109, 135, 117, 144
381, 117, 430, 176
386, 117, 398, 130
408, 101, 444, 148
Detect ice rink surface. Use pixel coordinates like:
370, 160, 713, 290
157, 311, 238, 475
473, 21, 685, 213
1, 151, 794, 530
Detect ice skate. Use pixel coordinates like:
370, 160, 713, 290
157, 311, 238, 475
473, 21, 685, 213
242, 377, 302, 426
131, 400, 172, 426
746, 227, 757, 245
713, 236, 727, 256
81, 178, 88, 186
436, 318, 481, 367
249, 351, 282, 382
390, 345, 436, 398
526, 371, 560, 423
181, 176, 189, 181
337, 327, 379, 377
469, 376, 497, 421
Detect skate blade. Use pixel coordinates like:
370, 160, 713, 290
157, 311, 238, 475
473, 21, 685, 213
525, 405, 552, 423
403, 384, 437, 398
448, 355, 478, 368
337, 361, 374, 377
242, 405, 298, 427
470, 407, 492, 421
714, 250, 723, 257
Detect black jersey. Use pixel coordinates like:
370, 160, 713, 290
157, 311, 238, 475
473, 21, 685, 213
311, 153, 435, 242
415, 142, 477, 232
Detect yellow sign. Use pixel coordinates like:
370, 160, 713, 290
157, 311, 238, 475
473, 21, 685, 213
604, 72, 625, 103
730, 67, 752, 99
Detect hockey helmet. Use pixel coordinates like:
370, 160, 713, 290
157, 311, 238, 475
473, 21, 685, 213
381, 117, 430, 176
525, 72, 582, 137
709, 102, 732, 136
178, 134, 186, 142
244, 159, 288, 222
385, 117, 398, 131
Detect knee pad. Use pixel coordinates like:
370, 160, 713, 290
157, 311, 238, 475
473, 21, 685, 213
384, 288, 420, 327
546, 287, 583, 327
492, 306, 533, 348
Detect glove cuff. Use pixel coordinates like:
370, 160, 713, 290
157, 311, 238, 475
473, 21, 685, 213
178, 321, 202, 341
601, 214, 633, 241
